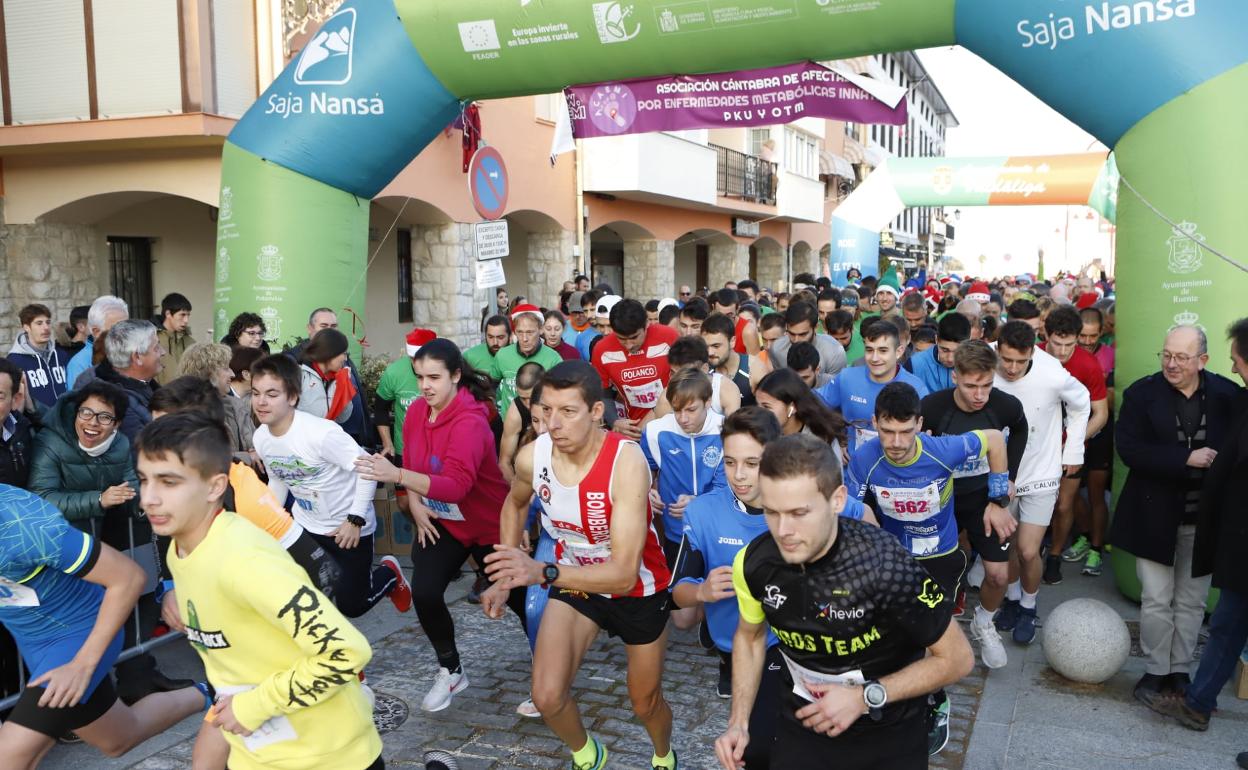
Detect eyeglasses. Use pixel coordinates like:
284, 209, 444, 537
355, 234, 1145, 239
241, 328, 263, 337
76, 407, 117, 426
1159, 351, 1200, 366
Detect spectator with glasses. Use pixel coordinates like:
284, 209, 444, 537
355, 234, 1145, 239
220, 312, 270, 353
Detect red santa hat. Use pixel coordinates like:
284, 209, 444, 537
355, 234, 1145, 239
966, 281, 991, 303
509, 303, 544, 325
405, 328, 437, 356
924, 286, 942, 311
1076, 291, 1100, 310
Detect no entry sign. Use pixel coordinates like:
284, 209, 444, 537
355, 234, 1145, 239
468, 146, 509, 221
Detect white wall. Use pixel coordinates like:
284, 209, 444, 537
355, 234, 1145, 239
583, 133, 718, 206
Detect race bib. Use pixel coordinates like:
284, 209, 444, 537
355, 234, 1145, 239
215, 684, 299, 751
421, 496, 465, 522
560, 539, 612, 567
0, 576, 39, 607
853, 426, 879, 448
876, 483, 941, 522
781, 652, 865, 703
622, 379, 664, 410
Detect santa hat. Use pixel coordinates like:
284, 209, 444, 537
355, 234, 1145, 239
1075, 292, 1099, 310
509, 303, 544, 325
876, 265, 901, 297
966, 281, 991, 303
406, 328, 437, 357
924, 286, 942, 312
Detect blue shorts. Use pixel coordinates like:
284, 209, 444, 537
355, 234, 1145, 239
25, 627, 125, 702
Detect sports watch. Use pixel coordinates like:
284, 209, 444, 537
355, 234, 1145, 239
987, 495, 1011, 509
863, 680, 887, 721
345, 514, 366, 528
541, 562, 560, 588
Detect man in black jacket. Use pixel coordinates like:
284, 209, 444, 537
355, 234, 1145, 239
1110, 325, 1242, 707
1154, 318, 1248, 735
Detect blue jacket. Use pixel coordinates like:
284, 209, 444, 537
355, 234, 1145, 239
65, 339, 94, 392
641, 411, 726, 542
6, 334, 71, 410
815, 365, 930, 454
907, 346, 953, 395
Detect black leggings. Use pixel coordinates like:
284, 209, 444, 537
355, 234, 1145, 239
287, 530, 346, 605
306, 531, 396, 619
412, 520, 527, 671
743, 646, 785, 769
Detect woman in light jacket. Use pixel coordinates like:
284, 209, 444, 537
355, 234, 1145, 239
297, 328, 355, 425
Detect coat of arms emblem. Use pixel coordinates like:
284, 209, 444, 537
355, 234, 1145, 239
1166, 221, 1204, 274
257, 245, 283, 282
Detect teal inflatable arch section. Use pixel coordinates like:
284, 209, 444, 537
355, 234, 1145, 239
215, 0, 1247, 396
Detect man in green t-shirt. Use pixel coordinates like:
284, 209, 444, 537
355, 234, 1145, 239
492, 305, 562, 414
374, 328, 434, 459
463, 314, 511, 381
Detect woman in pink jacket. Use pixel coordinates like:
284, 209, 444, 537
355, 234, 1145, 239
358, 338, 527, 713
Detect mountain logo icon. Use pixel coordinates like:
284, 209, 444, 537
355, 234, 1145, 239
295, 7, 356, 86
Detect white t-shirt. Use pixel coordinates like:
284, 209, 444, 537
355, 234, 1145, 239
253, 410, 377, 536
994, 347, 1091, 497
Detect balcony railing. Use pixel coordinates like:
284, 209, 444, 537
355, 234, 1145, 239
714, 145, 777, 206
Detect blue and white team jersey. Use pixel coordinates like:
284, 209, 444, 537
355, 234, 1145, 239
0, 484, 122, 694
815, 366, 929, 455
675, 485, 865, 653
846, 432, 987, 558
641, 411, 727, 542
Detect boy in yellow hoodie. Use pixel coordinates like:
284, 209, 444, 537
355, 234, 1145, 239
136, 411, 383, 770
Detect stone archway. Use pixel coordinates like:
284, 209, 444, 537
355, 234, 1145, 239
673, 228, 739, 295
792, 241, 815, 279
506, 209, 575, 310
750, 236, 786, 291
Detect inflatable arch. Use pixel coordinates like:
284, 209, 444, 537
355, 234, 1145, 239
829, 151, 1120, 283
215, 0, 1247, 394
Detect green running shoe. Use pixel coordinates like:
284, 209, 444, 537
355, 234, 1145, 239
573, 738, 608, 770
1082, 550, 1103, 576
1061, 535, 1091, 562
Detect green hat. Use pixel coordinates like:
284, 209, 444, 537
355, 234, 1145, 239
876, 264, 901, 297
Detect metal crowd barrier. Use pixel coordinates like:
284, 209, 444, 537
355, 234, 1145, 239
0, 515, 185, 711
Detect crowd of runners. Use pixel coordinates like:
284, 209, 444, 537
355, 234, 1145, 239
0, 265, 1245, 770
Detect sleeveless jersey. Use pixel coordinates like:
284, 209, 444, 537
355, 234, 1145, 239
532, 431, 671, 598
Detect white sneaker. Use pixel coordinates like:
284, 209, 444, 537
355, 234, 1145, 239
966, 558, 985, 591
970, 613, 1008, 669
516, 696, 541, 718
422, 667, 469, 712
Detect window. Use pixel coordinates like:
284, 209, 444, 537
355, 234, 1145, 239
397, 229, 413, 323
784, 128, 820, 179
844, 121, 856, 138
749, 128, 771, 158
107, 237, 154, 322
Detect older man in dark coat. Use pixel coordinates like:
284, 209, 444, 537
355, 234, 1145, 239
1110, 325, 1241, 707
1153, 318, 1248, 735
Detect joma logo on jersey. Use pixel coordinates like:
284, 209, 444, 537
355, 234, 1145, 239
718, 536, 744, 546
620, 364, 658, 383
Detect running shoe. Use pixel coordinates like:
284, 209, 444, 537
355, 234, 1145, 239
653, 751, 679, 770
717, 659, 732, 699
379, 555, 412, 613
1082, 550, 1103, 576
994, 598, 1022, 632
970, 612, 1008, 669
927, 694, 951, 756
573, 737, 609, 770
517, 696, 541, 718
422, 666, 469, 712
1042, 556, 1063, 585
1061, 535, 1091, 562
1012, 606, 1039, 645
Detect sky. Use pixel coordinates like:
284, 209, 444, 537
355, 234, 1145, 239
916, 46, 1115, 278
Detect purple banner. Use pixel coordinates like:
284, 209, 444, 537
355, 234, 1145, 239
564, 61, 905, 139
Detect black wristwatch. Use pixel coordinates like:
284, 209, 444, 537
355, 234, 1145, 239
541, 562, 560, 588
987, 495, 1011, 508
345, 514, 366, 528
863, 680, 887, 721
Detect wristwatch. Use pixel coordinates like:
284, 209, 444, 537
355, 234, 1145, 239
862, 680, 887, 721
345, 514, 366, 527
541, 562, 560, 588
987, 495, 1011, 509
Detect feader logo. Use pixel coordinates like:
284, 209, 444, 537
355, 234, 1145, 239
267, 7, 385, 119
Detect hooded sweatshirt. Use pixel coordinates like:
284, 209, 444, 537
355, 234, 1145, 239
7, 333, 70, 409
402, 387, 508, 547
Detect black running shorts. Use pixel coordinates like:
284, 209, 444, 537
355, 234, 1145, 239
550, 588, 670, 646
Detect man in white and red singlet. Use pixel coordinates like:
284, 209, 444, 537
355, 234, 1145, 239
483, 360, 677, 770
593, 298, 679, 441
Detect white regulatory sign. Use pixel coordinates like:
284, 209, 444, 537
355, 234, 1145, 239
476, 259, 506, 288
475, 220, 510, 261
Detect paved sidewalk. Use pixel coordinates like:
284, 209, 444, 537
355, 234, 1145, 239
38, 555, 1248, 769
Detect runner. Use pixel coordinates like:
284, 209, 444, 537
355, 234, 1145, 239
907, 313, 973, 394
754, 368, 847, 451
481, 361, 676, 770
846, 381, 1014, 753
702, 313, 757, 408
357, 338, 528, 712
499, 362, 545, 482
641, 368, 726, 565
490, 304, 564, 415
816, 318, 929, 455
655, 336, 740, 418
920, 341, 1029, 669
592, 298, 679, 440
462, 315, 510, 384
717, 433, 973, 770
1039, 306, 1109, 584
249, 354, 410, 619
768, 301, 847, 379
136, 414, 383, 770
678, 300, 709, 338
991, 321, 1090, 645
1066, 305, 1115, 574
0, 484, 209, 768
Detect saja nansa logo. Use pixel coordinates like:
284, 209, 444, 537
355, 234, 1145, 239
295, 8, 356, 85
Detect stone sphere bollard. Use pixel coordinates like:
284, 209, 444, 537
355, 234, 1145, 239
1042, 598, 1131, 684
